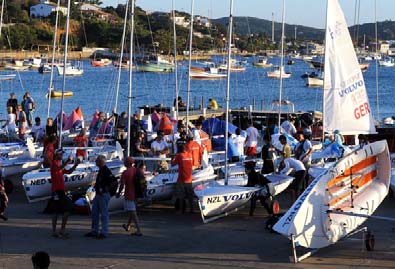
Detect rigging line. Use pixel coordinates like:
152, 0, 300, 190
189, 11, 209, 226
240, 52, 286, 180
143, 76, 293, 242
355, 0, 361, 48
145, 10, 156, 56
375, 0, 379, 121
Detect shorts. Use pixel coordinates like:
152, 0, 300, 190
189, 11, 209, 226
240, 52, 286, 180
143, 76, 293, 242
52, 191, 73, 214
124, 200, 136, 211
27, 111, 34, 122
115, 129, 126, 140
246, 147, 257, 157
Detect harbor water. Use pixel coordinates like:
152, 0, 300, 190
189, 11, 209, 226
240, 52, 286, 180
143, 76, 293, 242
1, 56, 393, 123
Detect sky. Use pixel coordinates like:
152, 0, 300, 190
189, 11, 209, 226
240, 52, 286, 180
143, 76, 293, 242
100, 0, 392, 29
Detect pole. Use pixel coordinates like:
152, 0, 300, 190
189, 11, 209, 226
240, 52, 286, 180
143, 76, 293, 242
172, 0, 179, 119
58, 0, 71, 149
114, 0, 130, 113
224, 0, 234, 185
186, 0, 194, 128
127, 0, 136, 156
277, 0, 285, 129
271, 12, 274, 43
47, 0, 60, 118
375, 0, 379, 121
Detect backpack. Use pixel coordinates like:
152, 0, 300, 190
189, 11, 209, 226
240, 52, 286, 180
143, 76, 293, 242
108, 175, 119, 197
134, 169, 146, 199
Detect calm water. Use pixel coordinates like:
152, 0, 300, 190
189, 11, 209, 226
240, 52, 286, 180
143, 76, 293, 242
1, 57, 393, 122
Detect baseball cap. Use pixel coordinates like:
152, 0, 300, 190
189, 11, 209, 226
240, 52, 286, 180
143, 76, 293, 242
187, 133, 194, 140
125, 157, 135, 165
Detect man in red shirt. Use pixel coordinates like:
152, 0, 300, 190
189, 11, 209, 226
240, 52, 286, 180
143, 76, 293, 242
116, 157, 142, 236
50, 149, 79, 239
171, 144, 194, 213
185, 134, 203, 170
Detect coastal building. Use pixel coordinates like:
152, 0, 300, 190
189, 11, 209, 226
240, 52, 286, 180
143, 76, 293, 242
380, 42, 390, 55
30, 0, 67, 18
172, 16, 190, 28
194, 16, 211, 28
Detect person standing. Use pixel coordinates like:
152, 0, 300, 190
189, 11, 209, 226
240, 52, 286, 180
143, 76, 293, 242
112, 110, 128, 148
50, 149, 79, 238
185, 134, 203, 169
24, 92, 35, 127
17, 104, 27, 140
3, 106, 16, 140
171, 144, 194, 214
31, 117, 45, 143
233, 128, 246, 158
295, 131, 313, 189
73, 128, 89, 161
45, 117, 57, 139
245, 121, 259, 157
281, 117, 297, 136
6, 92, 18, 117
0, 179, 8, 221
85, 155, 115, 239
116, 157, 142, 236
150, 130, 169, 173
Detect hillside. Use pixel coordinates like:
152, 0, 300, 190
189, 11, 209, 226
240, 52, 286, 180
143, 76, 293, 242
213, 16, 395, 44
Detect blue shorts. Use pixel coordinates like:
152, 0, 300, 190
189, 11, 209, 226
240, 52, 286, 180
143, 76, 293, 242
124, 200, 136, 211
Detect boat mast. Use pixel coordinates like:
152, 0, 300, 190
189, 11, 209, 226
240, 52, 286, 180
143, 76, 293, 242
277, 0, 285, 129
126, 0, 136, 156
114, 0, 130, 113
186, 0, 194, 127
374, 0, 380, 121
322, 0, 329, 140
224, 0, 234, 185
47, 0, 60, 118
0, 0, 4, 38
172, 0, 179, 118
58, 0, 71, 149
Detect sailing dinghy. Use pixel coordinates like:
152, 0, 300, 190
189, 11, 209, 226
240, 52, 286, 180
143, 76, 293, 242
273, 140, 390, 249
273, 0, 391, 261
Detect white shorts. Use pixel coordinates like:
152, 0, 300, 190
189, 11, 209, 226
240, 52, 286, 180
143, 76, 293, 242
124, 200, 136, 211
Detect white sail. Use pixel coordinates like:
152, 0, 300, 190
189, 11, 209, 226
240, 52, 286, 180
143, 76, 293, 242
323, 0, 375, 135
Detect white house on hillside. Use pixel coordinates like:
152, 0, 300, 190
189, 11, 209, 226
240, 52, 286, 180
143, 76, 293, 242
79, 3, 101, 12
30, 0, 67, 18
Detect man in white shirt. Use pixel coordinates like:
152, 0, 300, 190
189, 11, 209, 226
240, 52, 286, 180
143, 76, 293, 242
31, 117, 45, 142
151, 130, 169, 172
245, 121, 259, 157
280, 157, 306, 202
281, 117, 297, 136
232, 128, 245, 157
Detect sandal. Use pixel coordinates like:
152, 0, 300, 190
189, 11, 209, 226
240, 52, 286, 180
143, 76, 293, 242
122, 224, 131, 232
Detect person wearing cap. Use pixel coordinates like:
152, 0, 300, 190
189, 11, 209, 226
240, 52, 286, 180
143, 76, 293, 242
85, 155, 116, 239
117, 157, 142, 236
6, 92, 18, 117
150, 130, 169, 172
227, 132, 239, 163
171, 144, 194, 213
50, 149, 80, 239
185, 133, 203, 169
245, 121, 260, 157
171, 123, 186, 153
280, 117, 297, 136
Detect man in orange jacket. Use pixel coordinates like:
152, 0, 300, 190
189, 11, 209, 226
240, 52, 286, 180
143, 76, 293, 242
185, 134, 203, 170
171, 144, 194, 214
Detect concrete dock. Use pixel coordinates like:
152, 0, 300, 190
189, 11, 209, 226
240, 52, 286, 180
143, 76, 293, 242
0, 186, 394, 268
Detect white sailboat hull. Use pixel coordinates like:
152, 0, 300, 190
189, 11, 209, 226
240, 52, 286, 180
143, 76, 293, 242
273, 140, 390, 249
22, 159, 125, 202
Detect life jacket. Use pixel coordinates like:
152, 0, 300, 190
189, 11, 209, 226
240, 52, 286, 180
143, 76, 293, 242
199, 130, 212, 152
159, 114, 173, 135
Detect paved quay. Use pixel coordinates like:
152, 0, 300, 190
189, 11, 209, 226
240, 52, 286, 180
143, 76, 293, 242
0, 187, 394, 269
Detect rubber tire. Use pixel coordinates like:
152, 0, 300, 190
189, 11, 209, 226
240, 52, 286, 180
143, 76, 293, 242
3, 179, 13, 194
365, 231, 375, 251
